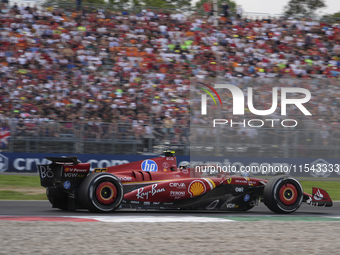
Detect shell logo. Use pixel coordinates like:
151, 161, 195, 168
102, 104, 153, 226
188, 180, 206, 197
64, 167, 70, 172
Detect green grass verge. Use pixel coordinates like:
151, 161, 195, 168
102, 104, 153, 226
0, 175, 339, 200
0, 175, 42, 187
0, 191, 47, 200
0, 175, 47, 200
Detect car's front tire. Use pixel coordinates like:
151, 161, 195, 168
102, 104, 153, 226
79, 172, 123, 213
263, 175, 303, 214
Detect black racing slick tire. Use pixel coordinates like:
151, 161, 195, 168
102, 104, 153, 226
263, 175, 303, 214
79, 172, 124, 213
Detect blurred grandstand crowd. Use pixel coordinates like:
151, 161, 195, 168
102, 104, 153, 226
0, 2, 340, 150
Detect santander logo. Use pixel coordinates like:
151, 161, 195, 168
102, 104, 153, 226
313, 189, 323, 201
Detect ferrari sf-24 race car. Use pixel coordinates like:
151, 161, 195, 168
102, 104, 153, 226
37, 151, 333, 213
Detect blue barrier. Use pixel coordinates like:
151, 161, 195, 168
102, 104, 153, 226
0, 152, 189, 173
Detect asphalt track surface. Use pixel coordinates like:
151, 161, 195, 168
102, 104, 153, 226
0, 200, 339, 217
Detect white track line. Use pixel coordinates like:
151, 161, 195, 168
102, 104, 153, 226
68, 216, 234, 222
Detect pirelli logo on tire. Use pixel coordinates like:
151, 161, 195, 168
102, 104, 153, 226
94, 168, 108, 173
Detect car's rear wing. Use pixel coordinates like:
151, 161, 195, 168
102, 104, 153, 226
45, 156, 80, 165
37, 156, 90, 190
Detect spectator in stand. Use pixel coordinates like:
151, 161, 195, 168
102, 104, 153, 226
221, 2, 229, 18
236, 5, 243, 18
203, 1, 213, 17
0, 2, 339, 149
76, 0, 82, 11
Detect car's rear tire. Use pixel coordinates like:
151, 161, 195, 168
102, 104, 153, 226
79, 172, 123, 213
263, 175, 303, 214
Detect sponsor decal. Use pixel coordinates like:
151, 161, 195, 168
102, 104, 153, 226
162, 162, 169, 169
248, 181, 256, 186
225, 203, 239, 209
136, 184, 165, 200
0, 154, 9, 172
205, 178, 216, 189
64, 167, 88, 173
188, 180, 206, 197
170, 191, 186, 197
182, 169, 189, 174
130, 201, 140, 204
63, 181, 71, 189
141, 159, 158, 172
235, 187, 244, 192
39, 165, 54, 178
93, 168, 107, 173
166, 157, 175, 161
227, 178, 232, 184
244, 194, 250, 202
64, 173, 78, 178
235, 180, 248, 184
152, 202, 160, 205
169, 183, 186, 189
118, 176, 132, 181
163, 202, 174, 205
143, 202, 150, 205
313, 189, 323, 201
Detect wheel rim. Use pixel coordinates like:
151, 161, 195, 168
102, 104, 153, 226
278, 183, 298, 206
95, 182, 117, 205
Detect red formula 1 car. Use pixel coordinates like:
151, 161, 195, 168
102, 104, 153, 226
38, 151, 333, 213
